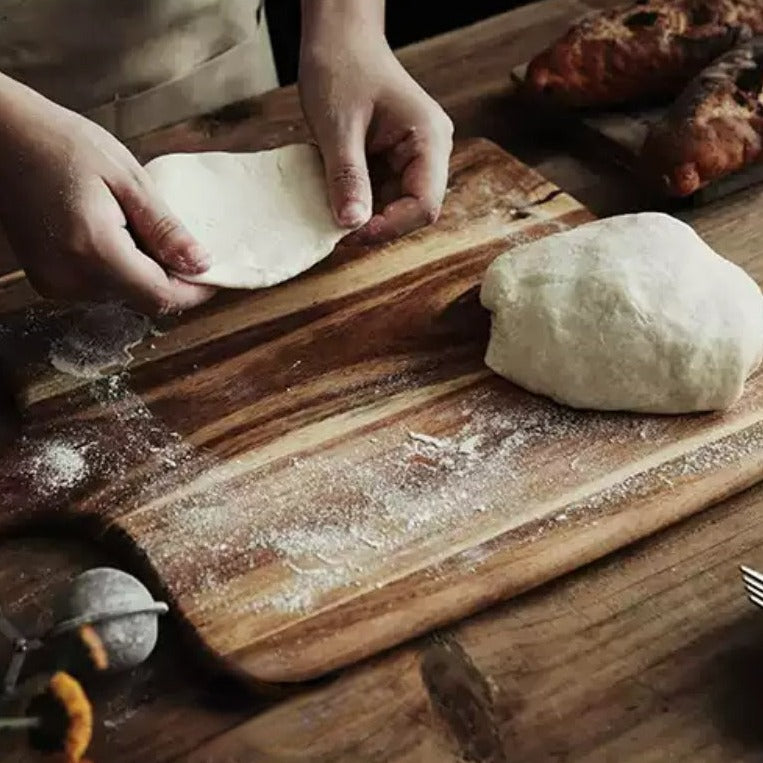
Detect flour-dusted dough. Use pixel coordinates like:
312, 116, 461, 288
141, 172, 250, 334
144, 143, 347, 289
480, 212, 763, 414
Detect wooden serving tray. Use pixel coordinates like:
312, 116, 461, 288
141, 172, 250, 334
511, 63, 763, 206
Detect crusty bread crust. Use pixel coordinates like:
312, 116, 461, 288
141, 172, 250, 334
641, 36, 763, 195
525, 0, 763, 108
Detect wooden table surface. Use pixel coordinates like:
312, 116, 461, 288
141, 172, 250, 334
4, 1, 763, 760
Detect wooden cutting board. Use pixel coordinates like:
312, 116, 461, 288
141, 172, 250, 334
1, 138, 763, 686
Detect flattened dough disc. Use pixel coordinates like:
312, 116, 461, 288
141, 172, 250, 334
144, 143, 347, 289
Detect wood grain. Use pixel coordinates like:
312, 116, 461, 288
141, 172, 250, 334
2, 139, 763, 685
3, 0, 763, 758
182, 482, 763, 763
0, 139, 587, 683
5, 481, 763, 762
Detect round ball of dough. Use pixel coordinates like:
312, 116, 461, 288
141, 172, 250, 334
479, 212, 763, 414
54, 568, 162, 671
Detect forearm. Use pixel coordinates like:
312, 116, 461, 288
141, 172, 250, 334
300, 0, 385, 54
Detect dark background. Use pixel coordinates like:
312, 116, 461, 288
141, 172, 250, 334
265, 1, 523, 84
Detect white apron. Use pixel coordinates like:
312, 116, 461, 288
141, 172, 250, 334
0, 0, 279, 139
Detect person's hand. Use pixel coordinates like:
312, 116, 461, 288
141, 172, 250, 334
0, 75, 215, 315
299, 3, 454, 244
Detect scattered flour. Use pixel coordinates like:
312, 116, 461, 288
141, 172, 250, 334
138, 387, 734, 617
408, 431, 451, 448
22, 439, 89, 495
143, 378, 763, 619
6, 370, 194, 518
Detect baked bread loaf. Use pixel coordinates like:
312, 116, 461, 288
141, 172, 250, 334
641, 36, 763, 195
525, 0, 763, 108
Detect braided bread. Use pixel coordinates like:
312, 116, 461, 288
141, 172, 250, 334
641, 36, 763, 195
525, 0, 763, 107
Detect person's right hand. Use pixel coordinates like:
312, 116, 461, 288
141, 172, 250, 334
0, 75, 215, 315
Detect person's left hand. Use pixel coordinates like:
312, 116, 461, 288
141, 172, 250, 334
299, 22, 454, 245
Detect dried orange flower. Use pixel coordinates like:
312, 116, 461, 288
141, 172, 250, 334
75, 625, 109, 673
27, 671, 93, 763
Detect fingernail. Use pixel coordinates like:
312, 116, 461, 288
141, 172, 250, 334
348, 216, 385, 246
183, 244, 211, 273
338, 201, 368, 228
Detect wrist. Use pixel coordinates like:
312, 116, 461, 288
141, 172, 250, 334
0, 74, 66, 140
0, 75, 45, 161
300, 0, 385, 59
0, 73, 37, 118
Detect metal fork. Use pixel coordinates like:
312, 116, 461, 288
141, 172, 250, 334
741, 565, 763, 610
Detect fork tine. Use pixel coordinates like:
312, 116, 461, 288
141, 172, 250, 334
744, 583, 763, 602
740, 566, 763, 610
741, 565, 763, 585
743, 575, 763, 597
741, 567, 763, 589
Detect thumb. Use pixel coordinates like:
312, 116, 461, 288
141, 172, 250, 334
319, 121, 373, 229
112, 179, 210, 276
